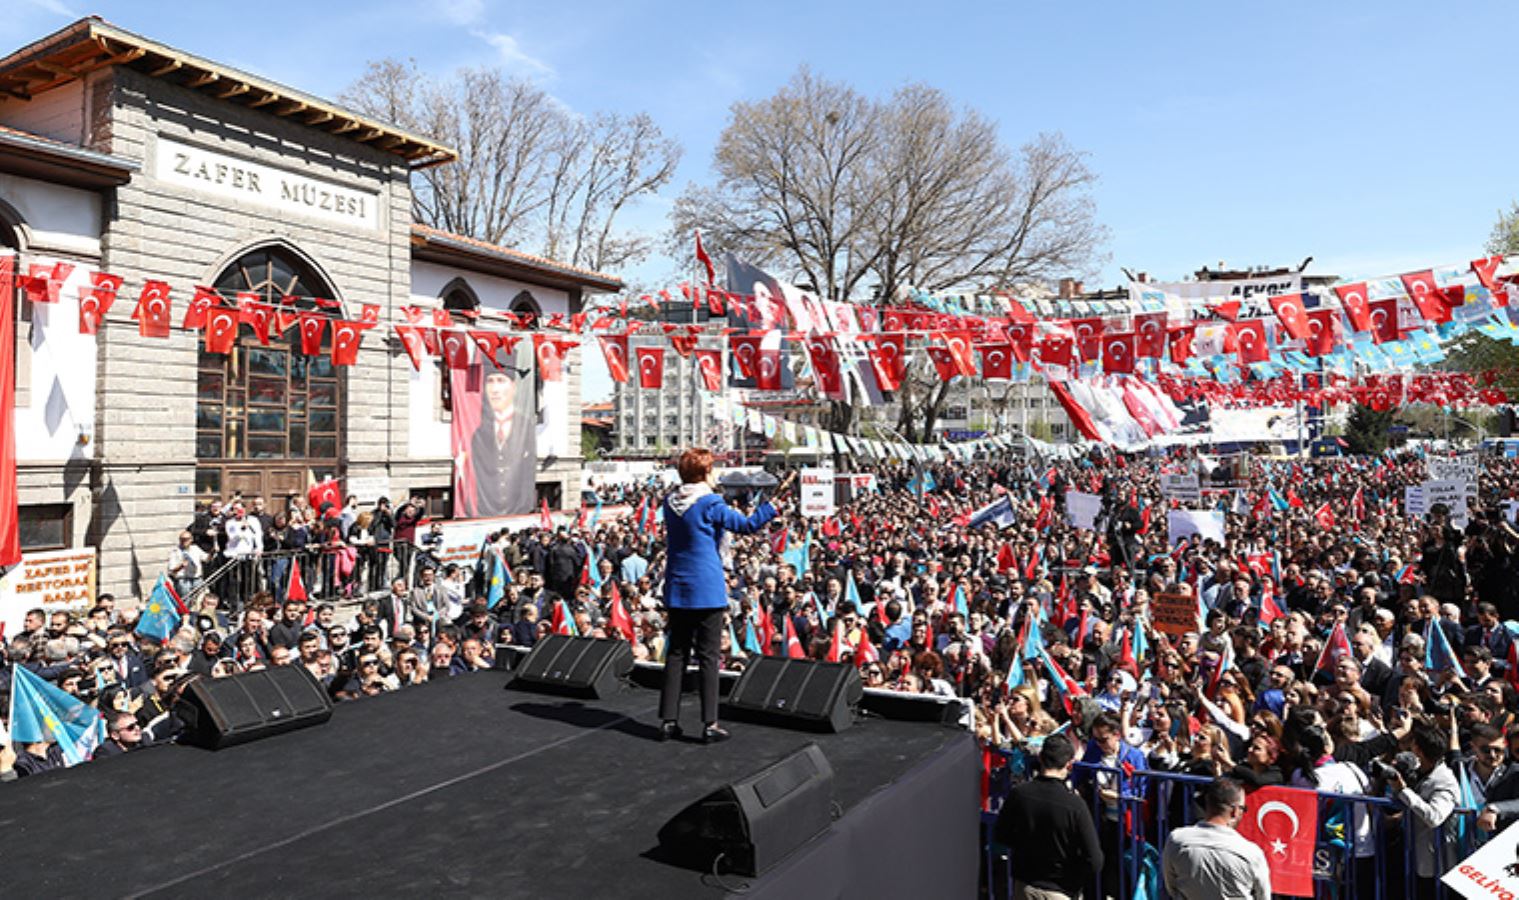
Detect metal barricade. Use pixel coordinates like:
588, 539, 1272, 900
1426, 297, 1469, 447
981, 750, 1483, 900
181, 540, 418, 612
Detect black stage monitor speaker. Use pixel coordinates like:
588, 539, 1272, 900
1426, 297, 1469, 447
175, 665, 333, 750
509, 634, 634, 699
723, 656, 862, 733
656, 742, 835, 877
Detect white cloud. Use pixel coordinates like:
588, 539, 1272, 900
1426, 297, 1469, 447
473, 30, 554, 78
440, 0, 485, 26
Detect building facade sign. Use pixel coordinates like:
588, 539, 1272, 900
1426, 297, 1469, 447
156, 136, 381, 230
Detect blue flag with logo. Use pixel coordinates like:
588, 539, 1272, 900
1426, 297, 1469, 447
844, 570, 863, 610
486, 555, 507, 609
782, 530, 812, 575
9, 665, 106, 766
135, 575, 182, 643
1425, 617, 1467, 679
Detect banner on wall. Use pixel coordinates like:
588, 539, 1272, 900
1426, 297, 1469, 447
450, 341, 538, 517
0, 548, 97, 637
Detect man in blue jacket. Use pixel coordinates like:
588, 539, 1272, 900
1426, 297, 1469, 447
659, 448, 780, 744
1073, 711, 1148, 898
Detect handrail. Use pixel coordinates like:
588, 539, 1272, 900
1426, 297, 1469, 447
984, 753, 1480, 900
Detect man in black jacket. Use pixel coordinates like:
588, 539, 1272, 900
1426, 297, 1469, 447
992, 735, 1103, 899
545, 530, 584, 601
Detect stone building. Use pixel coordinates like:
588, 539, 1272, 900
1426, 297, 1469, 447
0, 18, 618, 599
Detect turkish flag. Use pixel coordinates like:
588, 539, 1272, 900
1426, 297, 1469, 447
1035, 333, 1074, 369
926, 346, 961, 381
1167, 324, 1196, 363
635, 346, 664, 389
275, 296, 300, 334
432, 307, 453, 328
132, 280, 173, 338
330, 319, 363, 366
1314, 502, 1336, 530
1400, 269, 1450, 324
1303, 309, 1339, 357
307, 479, 342, 517
204, 306, 239, 354
440, 330, 471, 369
868, 333, 906, 391
728, 334, 763, 378
23, 261, 72, 304
941, 331, 978, 377
597, 334, 629, 383
980, 343, 1013, 380
1006, 323, 1035, 361
78, 272, 124, 335
1134, 313, 1166, 357
694, 349, 723, 391
1069, 317, 1104, 361
237, 295, 273, 346
469, 330, 502, 368
1231, 320, 1269, 364
391, 325, 422, 367
1102, 332, 1136, 374
1333, 282, 1372, 333
669, 334, 698, 358
357, 302, 381, 329
298, 314, 326, 356
180, 284, 217, 329
533, 334, 566, 381
1269, 293, 1310, 341
753, 344, 784, 391
1367, 298, 1401, 344
1236, 786, 1318, 897
805, 335, 844, 398
287, 558, 309, 602
0, 255, 19, 565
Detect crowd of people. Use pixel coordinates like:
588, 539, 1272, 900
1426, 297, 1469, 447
6, 439, 1519, 898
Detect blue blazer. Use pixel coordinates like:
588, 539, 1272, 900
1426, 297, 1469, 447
663, 492, 775, 610
1074, 739, 1149, 801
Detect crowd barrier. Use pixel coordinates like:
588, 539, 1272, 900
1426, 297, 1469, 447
180, 540, 424, 611
981, 753, 1482, 900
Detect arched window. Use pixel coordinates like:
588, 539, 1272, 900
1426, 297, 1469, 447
436, 279, 479, 418
212, 246, 333, 310
195, 244, 344, 501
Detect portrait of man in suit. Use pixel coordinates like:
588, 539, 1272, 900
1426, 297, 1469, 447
468, 363, 536, 516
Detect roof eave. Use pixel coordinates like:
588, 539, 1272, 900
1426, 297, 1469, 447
0, 17, 457, 168
411, 233, 623, 294
0, 130, 137, 188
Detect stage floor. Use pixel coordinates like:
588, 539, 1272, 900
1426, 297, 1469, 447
0, 670, 972, 899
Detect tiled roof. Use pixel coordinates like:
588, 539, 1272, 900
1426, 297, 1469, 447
0, 18, 454, 168
411, 224, 622, 292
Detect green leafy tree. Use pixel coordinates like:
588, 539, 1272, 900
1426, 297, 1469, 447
1344, 404, 1394, 454
1446, 202, 1519, 388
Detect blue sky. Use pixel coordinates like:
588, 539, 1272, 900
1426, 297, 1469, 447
8, 1, 1519, 401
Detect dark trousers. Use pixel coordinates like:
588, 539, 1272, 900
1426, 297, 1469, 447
660, 607, 725, 725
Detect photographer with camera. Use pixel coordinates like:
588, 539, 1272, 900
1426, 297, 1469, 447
1384, 723, 1458, 897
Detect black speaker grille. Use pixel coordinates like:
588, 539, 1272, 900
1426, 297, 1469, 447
753, 752, 818, 808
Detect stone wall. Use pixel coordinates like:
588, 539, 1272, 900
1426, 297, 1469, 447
90, 66, 414, 598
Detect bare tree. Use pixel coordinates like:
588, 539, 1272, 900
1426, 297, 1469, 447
543, 113, 682, 272
342, 61, 679, 271
673, 68, 1105, 442
672, 67, 883, 302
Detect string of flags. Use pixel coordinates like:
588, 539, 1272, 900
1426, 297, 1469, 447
5, 246, 1518, 414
